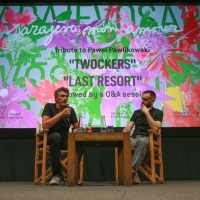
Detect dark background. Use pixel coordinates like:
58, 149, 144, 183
0, 127, 200, 182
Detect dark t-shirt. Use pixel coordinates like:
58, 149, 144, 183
41, 103, 78, 140
130, 107, 163, 137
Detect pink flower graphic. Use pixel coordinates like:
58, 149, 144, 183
0, 82, 36, 128
180, 76, 196, 110
0, 82, 30, 106
0, 101, 37, 128
163, 102, 200, 127
0, 38, 5, 49
164, 77, 200, 127
4, 8, 37, 31
0, 21, 5, 32
104, 6, 120, 19
25, 78, 68, 108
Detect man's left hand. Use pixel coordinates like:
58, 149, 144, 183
141, 104, 150, 114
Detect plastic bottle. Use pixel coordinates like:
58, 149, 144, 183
86, 123, 93, 133
101, 116, 107, 132
77, 114, 84, 132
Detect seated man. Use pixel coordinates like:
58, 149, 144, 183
42, 87, 80, 185
123, 90, 163, 184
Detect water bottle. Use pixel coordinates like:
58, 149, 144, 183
101, 116, 107, 132
77, 113, 85, 132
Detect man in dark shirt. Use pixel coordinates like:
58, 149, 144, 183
123, 90, 163, 184
42, 87, 79, 185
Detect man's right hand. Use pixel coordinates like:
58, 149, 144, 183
61, 108, 71, 116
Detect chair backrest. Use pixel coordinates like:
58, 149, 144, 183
36, 122, 42, 134
69, 125, 72, 133
130, 126, 161, 136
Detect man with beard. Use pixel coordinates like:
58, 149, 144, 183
42, 87, 82, 185
123, 90, 163, 184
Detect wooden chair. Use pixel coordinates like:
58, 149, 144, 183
34, 122, 84, 185
115, 129, 164, 184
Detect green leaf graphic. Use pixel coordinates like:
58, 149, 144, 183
56, 11, 72, 21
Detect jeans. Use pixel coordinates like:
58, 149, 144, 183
48, 132, 84, 177
130, 135, 149, 174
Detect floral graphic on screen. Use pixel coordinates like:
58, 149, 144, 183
0, 82, 36, 128
0, 82, 30, 106
3, 35, 36, 54
164, 76, 200, 126
0, 5, 200, 128
25, 78, 68, 108
3, 8, 37, 31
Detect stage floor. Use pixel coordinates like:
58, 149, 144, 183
0, 181, 199, 200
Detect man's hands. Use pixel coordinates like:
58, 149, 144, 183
141, 104, 150, 114
61, 107, 71, 116
122, 121, 134, 133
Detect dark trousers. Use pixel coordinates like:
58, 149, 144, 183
48, 132, 84, 177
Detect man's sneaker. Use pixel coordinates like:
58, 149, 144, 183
50, 176, 60, 185
132, 173, 140, 184
63, 177, 83, 185
78, 180, 83, 185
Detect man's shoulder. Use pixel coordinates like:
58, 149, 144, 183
134, 109, 142, 113
133, 108, 162, 114
45, 103, 55, 107
152, 107, 163, 113
132, 109, 143, 117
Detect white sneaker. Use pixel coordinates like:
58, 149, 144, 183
50, 176, 60, 185
78, 180, 83, 185
132, 173, 140, 184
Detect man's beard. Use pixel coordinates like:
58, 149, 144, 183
144, 103, 152, 108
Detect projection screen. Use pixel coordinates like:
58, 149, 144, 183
0, 5, 200, 128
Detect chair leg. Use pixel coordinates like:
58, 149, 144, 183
79, 155, 84, 182
115, 147, 119, 184
158, 137, 164, 183
41, 133, 48, 185
150, 135, 156, 184
150, 152, 156, 184
41, 149, 47, 185
34, 141, 39, 184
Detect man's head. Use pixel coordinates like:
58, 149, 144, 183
54, 87, 69, 107
141, 90, 156, 108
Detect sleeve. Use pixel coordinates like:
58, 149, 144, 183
130, 112, 135, 122
70, 107, 78, 125
41, 103, 52, 117
154, 110, 163, 123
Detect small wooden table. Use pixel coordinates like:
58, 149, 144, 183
67, 132, 132, 186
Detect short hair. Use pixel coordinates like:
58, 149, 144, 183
54, 87, 69, 98
142, 90, 156, 100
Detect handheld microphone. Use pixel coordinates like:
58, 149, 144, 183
65, 103, 69, 108
65, 103, 69, 121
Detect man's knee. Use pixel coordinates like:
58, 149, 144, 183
139, 137, 149, 147
130, 137, 136, 148
48, 132, 62, 144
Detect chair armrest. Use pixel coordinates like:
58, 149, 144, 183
148, 129, 162, 137
35, 129, 49, 136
